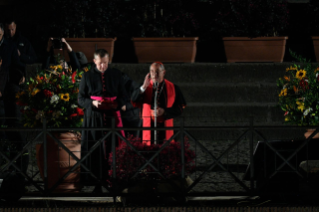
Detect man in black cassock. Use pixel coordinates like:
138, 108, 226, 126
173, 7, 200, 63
131, 62, 186, 146
78, 49, 126, 193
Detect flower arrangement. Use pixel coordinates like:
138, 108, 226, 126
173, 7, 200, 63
15, 65, 85, 128
109, 136, 196, 181
277, 51, 319, 126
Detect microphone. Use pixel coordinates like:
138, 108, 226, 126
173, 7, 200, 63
153, 81, 159, 89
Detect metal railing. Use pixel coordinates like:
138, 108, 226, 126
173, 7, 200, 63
0, 116, 318, 199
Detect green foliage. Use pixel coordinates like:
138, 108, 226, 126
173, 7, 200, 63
213, 0, 289, 37
49, 0, 124, 38
125, 0, 199, 37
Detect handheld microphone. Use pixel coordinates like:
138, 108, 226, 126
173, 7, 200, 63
154, 81, 159, 89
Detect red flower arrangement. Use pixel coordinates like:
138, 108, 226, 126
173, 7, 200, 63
108, 136, 196, 181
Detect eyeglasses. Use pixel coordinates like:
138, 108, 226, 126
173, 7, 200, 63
150, 69, 164, 74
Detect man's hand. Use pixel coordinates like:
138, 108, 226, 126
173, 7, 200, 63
93, 100, 118, 110
17, 49, 20, 56
141, 73, 151, 91
92, 100, 101, 108
19, 76, 25, 85
46, 37, 53, 52
61, 38, 72, 52
154, 107, 165, 117
121, 105, 126, 111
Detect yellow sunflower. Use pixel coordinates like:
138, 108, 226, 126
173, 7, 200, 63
60, 93, 70, 101
296, 69, 306, 80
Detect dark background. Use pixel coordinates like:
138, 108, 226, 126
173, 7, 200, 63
0, 0, 314, 63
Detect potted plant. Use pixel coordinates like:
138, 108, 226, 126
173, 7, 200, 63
109, 136, 195, 202
213, 0, 289, 62
49, 0, 118, 63
128, 0, 199, 63
277, 51, 319, 138
15, 62, 85, 192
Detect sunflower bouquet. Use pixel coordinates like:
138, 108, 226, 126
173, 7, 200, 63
15, 65, 85, 128
277, 53, 319, 126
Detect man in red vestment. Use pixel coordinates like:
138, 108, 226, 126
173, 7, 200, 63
131, 62, 186, 145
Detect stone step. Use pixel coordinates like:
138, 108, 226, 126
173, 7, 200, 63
173, 127, 306, 142
23, 63, 292, 131
176, 104, 284, 126
179, 83, 279, 103
25, 63, 291, 84
112, 63, 290, 84
124, 103, 283, 126
26, 64, 284, 105
169, 103, 293, 140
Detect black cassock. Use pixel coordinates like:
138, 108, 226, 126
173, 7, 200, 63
78, 67, 126, 183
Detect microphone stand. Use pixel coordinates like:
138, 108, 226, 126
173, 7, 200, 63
154, 82, 158, 145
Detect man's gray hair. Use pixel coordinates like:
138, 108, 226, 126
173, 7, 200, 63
150, 61, 165, 71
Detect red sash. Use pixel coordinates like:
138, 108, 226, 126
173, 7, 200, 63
142, 79, 175, 146
90, 96, 125, 148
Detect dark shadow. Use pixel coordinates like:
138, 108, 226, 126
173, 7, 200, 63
195, 39, 227, 63
283, 36, 316, 62
283, 3, 316, 62
112, 37, 138, 63
244, 139, 319, 194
